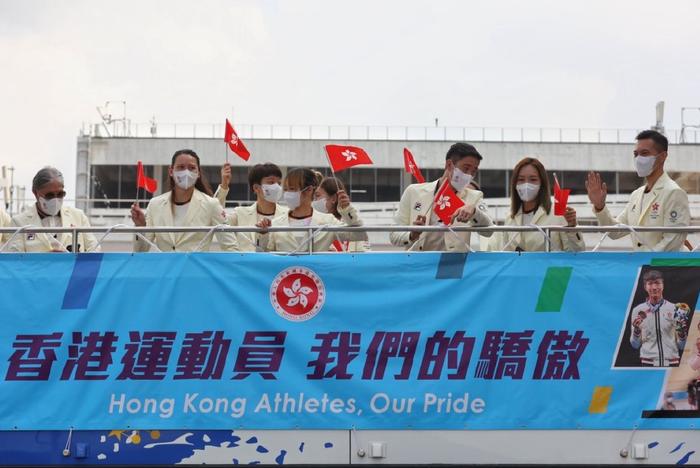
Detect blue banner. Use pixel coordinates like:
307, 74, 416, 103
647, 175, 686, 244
1, 252, 699, 430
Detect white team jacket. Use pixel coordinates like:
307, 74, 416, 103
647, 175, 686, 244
0, 207, 11, 245
390, 180, 493, 251
8, 204, 100, 253
134, 189, 238, 252
487, 206, 585, 252
629, 299, 683, 366
227, 202, 289, 252
257, 204, 367, 253
594, 172, 689, 251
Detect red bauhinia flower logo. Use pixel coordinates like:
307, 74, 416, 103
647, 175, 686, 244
270, 266, 325, 321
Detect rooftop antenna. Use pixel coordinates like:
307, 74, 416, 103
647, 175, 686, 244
149, 115, 157, 137
651, 101, 665, 134
96, 101, 128, 137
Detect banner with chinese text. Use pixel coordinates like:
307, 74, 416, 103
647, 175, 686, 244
0, 252, 699, 430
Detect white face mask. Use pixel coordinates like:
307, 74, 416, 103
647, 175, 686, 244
173, 169, 198, 190
634, 155, 657, 177
516, 183, 540, 202
39, 197, 62, 216
451, 167, 473, 192
260, 183, 282, 203
283, 190, 302, 210
312, 197, 330, 213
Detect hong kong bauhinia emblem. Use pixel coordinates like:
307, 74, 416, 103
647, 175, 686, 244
270, 266, 325, 321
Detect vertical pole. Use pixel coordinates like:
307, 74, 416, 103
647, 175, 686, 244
308, 227, 314, 255
545, 228, 551, 252
72, 228, 79, 254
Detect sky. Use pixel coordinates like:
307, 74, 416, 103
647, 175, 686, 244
1, 0, 699, 200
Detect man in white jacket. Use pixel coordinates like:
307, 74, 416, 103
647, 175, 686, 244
214, 162, 288, 251
390, 142, 493, 252
586, 130, 690, 251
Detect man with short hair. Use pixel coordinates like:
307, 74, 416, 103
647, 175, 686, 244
586, 130, 690, 251
629, 270, 689, 367
215, 162, 288, 251
390, 142, 493, 251
9, 166, 99, 252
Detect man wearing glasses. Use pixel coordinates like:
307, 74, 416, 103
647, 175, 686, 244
8, 166, 99, 252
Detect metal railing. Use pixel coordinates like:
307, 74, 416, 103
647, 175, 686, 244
82, 122, 700, 145
2, 225, 700, 254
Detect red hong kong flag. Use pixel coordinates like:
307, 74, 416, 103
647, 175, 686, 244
403, 148, 425, 183
433, 180, 465, 225
324, 145, 373, 172
224, 119, 251, 161
553, 174, 570, 216
136, 161, 158, 193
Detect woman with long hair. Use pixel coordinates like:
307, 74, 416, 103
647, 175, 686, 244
488, 157, 584, 252
255, 168, 367, 252
130, 149, 238, 252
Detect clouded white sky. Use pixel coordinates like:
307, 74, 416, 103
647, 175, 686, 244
1, 0, 699, 198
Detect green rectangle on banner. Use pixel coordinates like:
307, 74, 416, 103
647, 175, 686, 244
536, 267, 573, 312
651, 259, 700, 266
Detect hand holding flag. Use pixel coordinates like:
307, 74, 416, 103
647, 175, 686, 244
433, 179, 465, 225
224, 119, 251, 161
553, 173, 570, 216
136, 161, 158, 193
324, 145, 373, 172
403, 148, 425, 183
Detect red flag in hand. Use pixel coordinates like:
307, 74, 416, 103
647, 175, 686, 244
433, 180, 465, 225
553, 174, 570, 216
224, 119, 251, 161
325, 145, 373, 172
403, 148, 425, 183
136, 161, 158, 193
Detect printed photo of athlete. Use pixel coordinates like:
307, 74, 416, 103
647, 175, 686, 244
629, 270, 690, 367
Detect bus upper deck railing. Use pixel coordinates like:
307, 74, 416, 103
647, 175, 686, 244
1, 225, 700, 254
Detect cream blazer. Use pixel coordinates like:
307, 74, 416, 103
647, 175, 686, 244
228, 202, 289, 252
0, 207, 11, 245
390, 180, 493, 252
487, 206, 585, 252
134, 189, 238, 252
258, 204, 367, 253
594, 172, 689, 251
8, 204, 99, 253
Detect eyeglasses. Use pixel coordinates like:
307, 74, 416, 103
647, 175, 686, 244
41, 191, 67, 200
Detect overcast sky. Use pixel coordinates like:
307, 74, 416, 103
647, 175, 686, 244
1, 0, 699, 200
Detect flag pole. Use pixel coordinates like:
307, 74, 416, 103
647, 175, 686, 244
135, 162, 141, 208
324, 152, 342, 194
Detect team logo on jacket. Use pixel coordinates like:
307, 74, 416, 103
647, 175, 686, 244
270, 266, 325, 321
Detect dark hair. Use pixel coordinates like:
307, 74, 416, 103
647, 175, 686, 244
32, 166, 64, 192
248, 163, 282, 188
169, 149, 213, 196
445, 142, 482, 163
643, 270, 663, 282
636, 130, 668, 152
319, 177, 347, 218
510, 157, 551, 218
284, 168, 318, 191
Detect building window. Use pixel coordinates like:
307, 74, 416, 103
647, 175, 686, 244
91, 164, 156, 209
345, 169, 375, 202
557, 171, 615, 196
376, 169, 401, 202
478, 170, 507, 198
